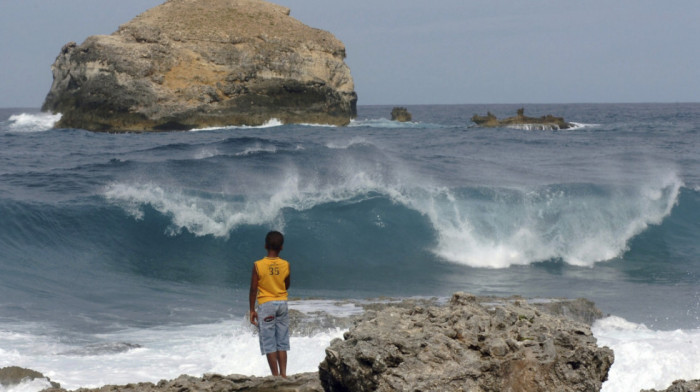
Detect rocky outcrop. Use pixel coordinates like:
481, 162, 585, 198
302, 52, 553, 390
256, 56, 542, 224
390, 107, 412, 122
641, 380, 700, 392
42, 0, 357, 132
319, 292, 614, 392
42, 373, 322, 392
472, 108, 573, 130
12, 295, 613, 392
0, 366, 60, 389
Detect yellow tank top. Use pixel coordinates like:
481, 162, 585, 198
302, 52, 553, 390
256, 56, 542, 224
254, 257, 289, 305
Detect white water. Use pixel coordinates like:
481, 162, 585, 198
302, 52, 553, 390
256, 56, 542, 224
103, 160, 682, 268
0, 301, 351, 391
6, 113, 61, 133
594, 316, 700, 392
422, 171, 682, 268
2, 310, 699, 392
505, 122, 593, 131
189, 118, 283, 132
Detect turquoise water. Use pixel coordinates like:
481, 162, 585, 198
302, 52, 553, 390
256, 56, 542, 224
1, 104, 698, 331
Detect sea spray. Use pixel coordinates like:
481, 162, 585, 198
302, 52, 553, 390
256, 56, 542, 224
593, 316, 700, 392
104, 169, 683, 268
6, 113, 61, 133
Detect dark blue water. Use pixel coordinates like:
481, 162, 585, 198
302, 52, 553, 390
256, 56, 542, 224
1, 104, 698, 336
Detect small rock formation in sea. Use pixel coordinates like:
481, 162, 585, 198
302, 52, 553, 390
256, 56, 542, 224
641, 379, 700, 392
472, 107, 573, 130
390, 107, 412, 122
41, 0, 357, 132
319, 292, 614, 392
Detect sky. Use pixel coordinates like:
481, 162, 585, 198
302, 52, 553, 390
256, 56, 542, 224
1, 0, 699, 107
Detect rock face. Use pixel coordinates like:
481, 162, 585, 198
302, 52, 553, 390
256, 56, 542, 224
390, 107, 412, 122
42, 0, 357, 132
319, 292, 614, 392
472, 108, 573, 130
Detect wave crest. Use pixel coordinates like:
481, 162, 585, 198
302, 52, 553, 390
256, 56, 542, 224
422, 173, 683, 268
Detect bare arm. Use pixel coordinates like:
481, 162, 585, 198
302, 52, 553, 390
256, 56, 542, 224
249, 265, 259, 326
285, 273, 290, 290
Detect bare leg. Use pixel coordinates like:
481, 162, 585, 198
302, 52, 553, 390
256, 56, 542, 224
265, 352, 280, 376
277, 350, 287, 378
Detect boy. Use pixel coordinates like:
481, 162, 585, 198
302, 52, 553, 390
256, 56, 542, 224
249, 230, 291, 377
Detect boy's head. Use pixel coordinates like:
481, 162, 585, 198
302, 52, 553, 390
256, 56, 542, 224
265, 231, 284, 252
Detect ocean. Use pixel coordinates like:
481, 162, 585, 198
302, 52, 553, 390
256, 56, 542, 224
0, 104, 698, 391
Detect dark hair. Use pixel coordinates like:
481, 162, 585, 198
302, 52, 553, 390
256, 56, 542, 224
265, 231, 284, 252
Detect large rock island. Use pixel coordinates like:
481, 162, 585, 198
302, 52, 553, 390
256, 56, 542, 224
41, 0, 357, 132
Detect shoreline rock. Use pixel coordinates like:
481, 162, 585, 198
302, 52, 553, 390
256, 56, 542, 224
319, 292, 613, 391
41, 0, 357, 132
41, 373, 322, 392
18, 294, 614, 392
472, 108, 573, 130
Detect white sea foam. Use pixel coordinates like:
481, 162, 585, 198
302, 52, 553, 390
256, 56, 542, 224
104, 163, 683, 268
0, 313, 344, 391
2, 311, 698, 392
6, 113, 62, 133
419, 171, 683, 268
593, 316, 700, 392
103, 166, 386, 237
0, 378, 53, 392
189, 118, 283, 132
504, 122, 595, 131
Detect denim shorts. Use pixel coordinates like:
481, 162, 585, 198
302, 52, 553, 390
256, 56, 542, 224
257, 300, 290, 355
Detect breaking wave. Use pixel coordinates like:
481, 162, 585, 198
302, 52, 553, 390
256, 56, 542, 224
102, 169, 683, 268
6, 112, 62, 133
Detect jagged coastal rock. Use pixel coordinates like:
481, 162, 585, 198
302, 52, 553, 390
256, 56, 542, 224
42, 0, 357, 132
390, 107, 412, 122
472, 108, 573, 130
319, 292, 614, 392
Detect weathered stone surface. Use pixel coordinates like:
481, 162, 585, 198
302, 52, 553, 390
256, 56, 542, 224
319, 292, 614, 392
0, 366, 60, 388
472, 108, 573, 130
41, 372, 322, 392
641, 379, 700, 392
42, 0, 357, 132
390, 107, 412, 122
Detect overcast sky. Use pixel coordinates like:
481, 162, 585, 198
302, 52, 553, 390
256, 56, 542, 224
1, 0, 699, 107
